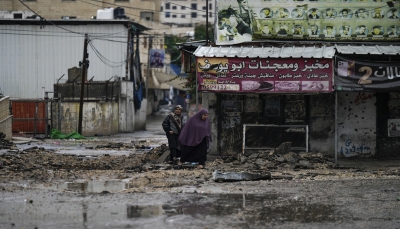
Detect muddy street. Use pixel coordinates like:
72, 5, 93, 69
1, 115, 400, 228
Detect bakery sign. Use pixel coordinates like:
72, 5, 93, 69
196, 57, 333, 93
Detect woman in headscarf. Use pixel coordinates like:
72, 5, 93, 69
178, 109, 212, 169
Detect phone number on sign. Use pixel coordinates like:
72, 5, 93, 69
202, 84, 240, 90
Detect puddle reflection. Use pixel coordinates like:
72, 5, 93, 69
37, 180, 140, 193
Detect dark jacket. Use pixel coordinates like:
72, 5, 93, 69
162, 114, 184, 134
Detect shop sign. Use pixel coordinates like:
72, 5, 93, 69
335, 56, 400, 91
197, 57, 333, 93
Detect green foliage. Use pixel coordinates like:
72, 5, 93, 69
194, 23, 214, 41
164, 35, 187, 66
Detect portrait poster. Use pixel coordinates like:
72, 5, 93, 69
245, 99, 260, 112
265, 98, 280, 116
222, 100, 242, 112
149, 49, 165, 69
197, 57, 333, 93
388, 119, 400, 137
215, 0, 400, 44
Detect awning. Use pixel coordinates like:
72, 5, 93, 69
154, 71, 187, 91
147, 71, 170, 90
194, 45, 335, 58
335, 45, 400, 55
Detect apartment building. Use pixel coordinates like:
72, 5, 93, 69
160, 0, 213, 26
0, 0, 158, 21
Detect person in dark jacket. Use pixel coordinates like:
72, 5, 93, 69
162, 105, 184, 163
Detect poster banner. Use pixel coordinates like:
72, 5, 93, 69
388, 119, 400, 137
335, 56, 400, 91
149, 49, 165, 68
215, 0, 400, 44
197, 57, 333, 93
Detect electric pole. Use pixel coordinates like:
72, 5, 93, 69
145, 36, 153, 99
78, 34, 89, 134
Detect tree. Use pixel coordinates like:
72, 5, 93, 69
194, 23, 214, 41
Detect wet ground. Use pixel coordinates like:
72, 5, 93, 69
1, 114, 400, 229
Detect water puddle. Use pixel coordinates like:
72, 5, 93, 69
35, 180, 140, 193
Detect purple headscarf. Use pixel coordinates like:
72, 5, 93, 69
178, 108, 212, 146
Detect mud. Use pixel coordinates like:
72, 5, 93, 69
1, 138, 400, 229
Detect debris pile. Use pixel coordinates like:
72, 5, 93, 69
0, 132, 14, 149
216, 142, 336, 171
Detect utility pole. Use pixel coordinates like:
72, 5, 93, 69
78, 34, 89, 134
145, 36, 153, 99
206, 0, 209, 45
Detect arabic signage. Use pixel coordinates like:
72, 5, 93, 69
215, 0, 400, 44
335, 56, 400, 91
197, 57, 333, 93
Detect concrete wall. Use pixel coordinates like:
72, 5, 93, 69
309, 93, 335, 155
337, 91, 376, 157
53, 102, 119, 137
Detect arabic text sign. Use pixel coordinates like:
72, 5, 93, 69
216, 0, 400, 45
335, 56, 400, 91
197, 57, 333, 93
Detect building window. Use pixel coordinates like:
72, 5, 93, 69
165, 3, 170, 9
191, 3, 197, 10
181, 14, 186, 18
181, 6, 185, 9
202, 6, 206, 10
140, 12, 153, 21
172, 15, 177, 18
13, 13, 23, 19
191, 12, 197, 18
209, 12, 212, 17
61, 16, 77, 19
209, 3, 212, 10
172, 6, 177, 10
202, 14, 207, 17
165, 12, 170, 18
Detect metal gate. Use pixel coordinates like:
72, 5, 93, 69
11, 100, 47, 135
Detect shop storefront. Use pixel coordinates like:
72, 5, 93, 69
334, 46, 400, 158
194, 46, 337, 156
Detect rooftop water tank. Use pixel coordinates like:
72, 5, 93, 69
114, 7, 128, 19
97, 8, 114, 20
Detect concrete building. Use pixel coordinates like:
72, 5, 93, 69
160, 0, 213, 26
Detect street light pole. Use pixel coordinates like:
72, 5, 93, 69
206, 0, 209, 45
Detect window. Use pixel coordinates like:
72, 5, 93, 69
202, 6, 206, 10
172, 15, 177, 18
165, 3, 170, 9
160, 6, 163, 12
209, 3, 212, 10
172, 6, 177, 10
13, 13, 23, 19
181, 15, 186, 18
191, 3, 197, 10
209, 12, 212, 17
140, 12, 153, 21
61, 16, 77, 19
165, 12, 170, 18
202, 14, 207, 17
181, 6, 185, 9
191, 12, 197, 18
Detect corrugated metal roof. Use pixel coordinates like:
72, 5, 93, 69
194, 45, 335, 58
335, 45, 400, 55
